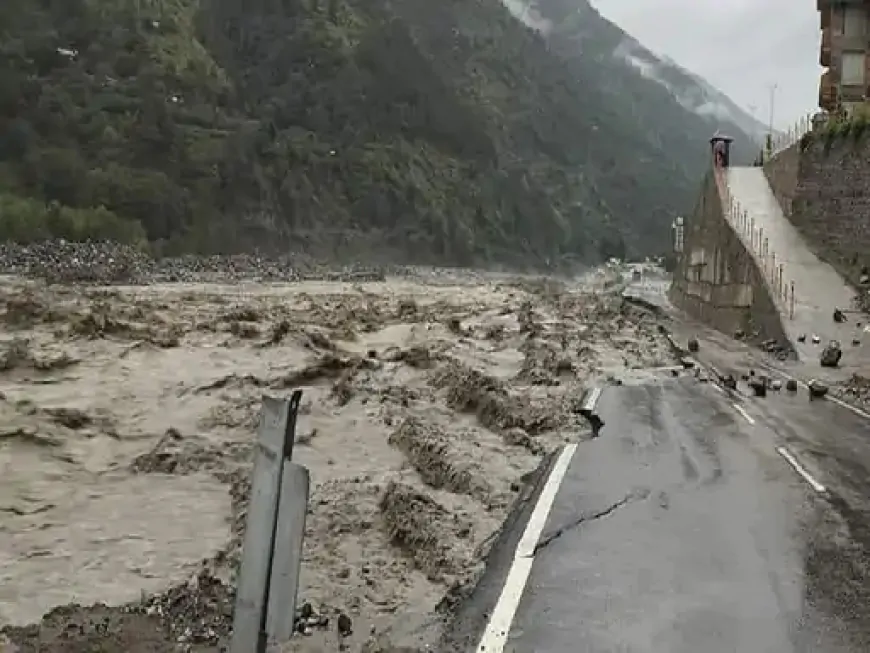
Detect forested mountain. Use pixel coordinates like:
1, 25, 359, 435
0, 0, 762, 266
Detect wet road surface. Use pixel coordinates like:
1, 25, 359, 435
503, 375, 870, 652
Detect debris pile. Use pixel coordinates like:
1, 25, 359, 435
136, 568, 236, 647
759, 338, 792, 359
0, 240, 154, 284
0, 568, 235, 653
0, 240, 386, 285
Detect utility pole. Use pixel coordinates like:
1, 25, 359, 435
765, 83, 777, 160
768, 83, 778, 137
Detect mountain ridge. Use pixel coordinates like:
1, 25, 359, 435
612, 38, 772, 143
0, 0, 763, 267
528, 0, 768, 144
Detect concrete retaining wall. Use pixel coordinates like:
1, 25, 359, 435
669, 170, 792, 350
762, 143, 800, 218
763, 135, 870, 288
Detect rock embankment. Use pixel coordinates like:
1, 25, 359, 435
0, 240, 386, 284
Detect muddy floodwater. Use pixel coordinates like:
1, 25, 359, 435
0, 269, 674, 651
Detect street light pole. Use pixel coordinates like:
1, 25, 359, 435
763, 83, 777, 160
768, 83, 778, 137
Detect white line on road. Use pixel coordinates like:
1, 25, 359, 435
828, 395, 870, 420
733, 403, 755, 424
516, 444, 578, 558
476, 443, 578, 653
475, 556, 533, 652
777, 446, 826, 493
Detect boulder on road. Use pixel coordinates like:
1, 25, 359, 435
749, 378, 767, 397
820, 340, 842, 368
808, 379, 829, 399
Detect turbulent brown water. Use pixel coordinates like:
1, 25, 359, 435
0, 268, 674, 652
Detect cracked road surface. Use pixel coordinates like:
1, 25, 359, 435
501, 374, 870, 652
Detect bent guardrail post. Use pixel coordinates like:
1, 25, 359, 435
577, 386, 604, 437
266, 414, 309, 642
231, 390, 308, 653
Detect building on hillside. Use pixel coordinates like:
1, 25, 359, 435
818, 0, 870, 114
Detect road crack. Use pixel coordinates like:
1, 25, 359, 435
533, 488, 649, 554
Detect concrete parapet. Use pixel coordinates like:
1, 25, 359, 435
669, 170, 793, 353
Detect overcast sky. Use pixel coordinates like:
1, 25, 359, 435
590, 0, 822, 129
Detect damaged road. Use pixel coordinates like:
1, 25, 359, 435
532, 489, 648, 554
484, 375, 870, 653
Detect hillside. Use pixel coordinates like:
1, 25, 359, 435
518, 0, 767, 240
611, 39, 773, 145
0, 0, 763, 266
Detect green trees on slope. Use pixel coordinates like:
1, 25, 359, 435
0, 0, 702, 264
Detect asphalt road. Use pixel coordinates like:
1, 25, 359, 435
453, 277, 870, 653
499, 375, 870, 653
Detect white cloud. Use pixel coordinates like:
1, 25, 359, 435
590, 0, 822, 129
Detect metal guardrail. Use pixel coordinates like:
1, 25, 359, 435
231, 390, 310, 653
768, 113, 814, 159
577, 387, 604, 436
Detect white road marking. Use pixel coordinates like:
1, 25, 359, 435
828, 395, 870, 420
733, 403, 755, 424
516, 444, 578, 557
476, 443, 578, 652
777, 446, 826, 493
711, 383, 725, 394
475, 556, 533, 652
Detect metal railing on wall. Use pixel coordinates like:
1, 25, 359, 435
712, 110, 832, 324
766, 113, 815, 161
714, 167, 796, 321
